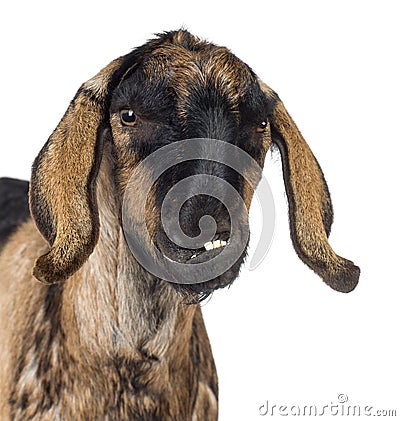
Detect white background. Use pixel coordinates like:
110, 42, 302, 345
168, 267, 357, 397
1, 1, 399, 419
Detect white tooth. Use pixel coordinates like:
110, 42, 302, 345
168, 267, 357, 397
204, 241, 213, 251
204, 239, 227, 251
213, 240, 221, 249
191, 254, 197, 259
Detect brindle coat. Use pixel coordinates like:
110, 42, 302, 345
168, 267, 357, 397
0, 30, 359, 420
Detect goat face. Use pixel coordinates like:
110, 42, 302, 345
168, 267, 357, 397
29, 30, 360, 296
107, 41, 272, 296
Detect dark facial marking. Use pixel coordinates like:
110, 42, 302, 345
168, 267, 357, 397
108, 34, 274, 299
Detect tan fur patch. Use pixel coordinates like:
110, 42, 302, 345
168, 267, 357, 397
30, 58, 126, 284
83, 57, 124, 100
139, 42, 254, 119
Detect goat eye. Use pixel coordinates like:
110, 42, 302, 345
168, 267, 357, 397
120, 109, 136, 126
256, 120, 268, 133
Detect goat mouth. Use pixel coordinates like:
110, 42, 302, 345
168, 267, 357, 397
157, 231, 231, 264
155, 228, 248, 298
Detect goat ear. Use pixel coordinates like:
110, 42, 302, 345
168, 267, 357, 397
259, 80, 360, 292
29, 58, 124, 284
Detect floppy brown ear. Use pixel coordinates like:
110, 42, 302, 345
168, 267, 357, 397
259, 80, 360, 292
29, 58, 124, 284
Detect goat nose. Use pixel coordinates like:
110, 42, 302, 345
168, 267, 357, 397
159, 160, 239, 250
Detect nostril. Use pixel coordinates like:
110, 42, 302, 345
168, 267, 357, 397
178, 195, 230, 235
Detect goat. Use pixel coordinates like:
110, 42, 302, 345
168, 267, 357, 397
0, 30, 360, 420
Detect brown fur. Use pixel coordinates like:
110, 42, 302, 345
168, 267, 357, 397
259, 81, 359, 292
0, 30, 359, 420
0, 153, 218, 420
141, 43, 254, 119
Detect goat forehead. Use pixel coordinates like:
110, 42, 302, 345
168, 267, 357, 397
142, 45, 254, 104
